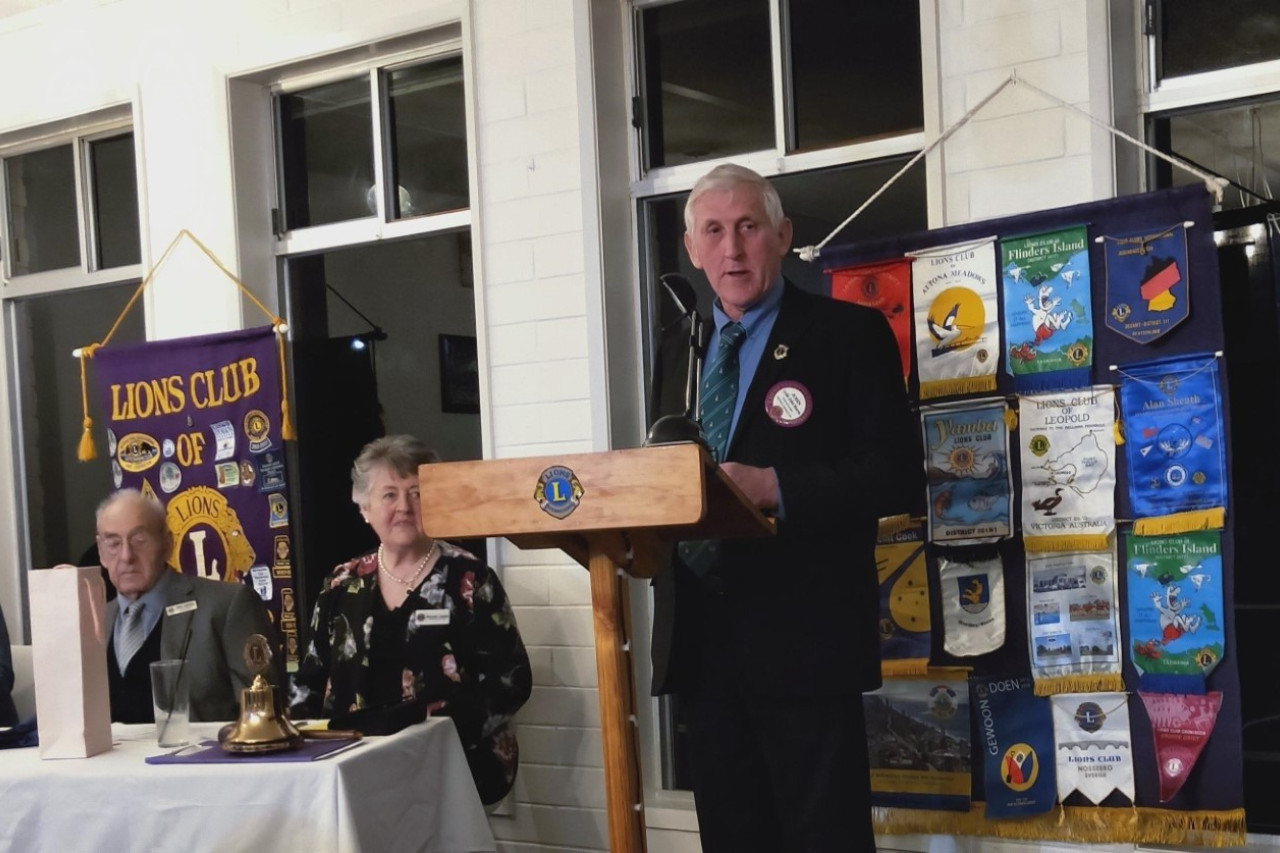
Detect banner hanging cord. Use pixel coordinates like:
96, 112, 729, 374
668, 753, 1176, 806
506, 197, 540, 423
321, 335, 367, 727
796, 73, 1231, 262
75, 229, 295, 462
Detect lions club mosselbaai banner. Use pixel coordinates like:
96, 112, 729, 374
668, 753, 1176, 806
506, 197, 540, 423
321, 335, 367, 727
92, 326, 299, 669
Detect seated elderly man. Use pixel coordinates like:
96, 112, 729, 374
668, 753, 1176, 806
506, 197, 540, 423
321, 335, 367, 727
97, 489, 275, 722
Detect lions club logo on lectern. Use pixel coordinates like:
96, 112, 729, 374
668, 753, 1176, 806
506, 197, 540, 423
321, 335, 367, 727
534, 466, 584, 520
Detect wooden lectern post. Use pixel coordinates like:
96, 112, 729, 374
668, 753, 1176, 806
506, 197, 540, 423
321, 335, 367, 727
418, 443, 773, 853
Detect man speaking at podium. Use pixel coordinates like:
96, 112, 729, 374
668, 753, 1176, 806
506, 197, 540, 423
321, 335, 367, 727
97, 489, 275, 722
650, 164, 923, 852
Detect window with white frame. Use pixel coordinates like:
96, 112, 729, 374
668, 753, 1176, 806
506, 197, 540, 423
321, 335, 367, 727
1143, 0, 1280, 209
0, 113, 145, 584
258, 33, 484, 630
629, 0, 930, 792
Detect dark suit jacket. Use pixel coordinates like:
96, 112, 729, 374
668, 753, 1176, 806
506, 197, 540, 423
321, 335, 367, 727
652, 283, 924, 698
106, 573, 274, 721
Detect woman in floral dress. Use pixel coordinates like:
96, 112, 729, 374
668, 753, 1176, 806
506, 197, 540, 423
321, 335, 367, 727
290, 435, 532, 804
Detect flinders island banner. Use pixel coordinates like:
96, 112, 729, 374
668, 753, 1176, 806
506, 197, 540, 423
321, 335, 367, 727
92, 326, 299, 670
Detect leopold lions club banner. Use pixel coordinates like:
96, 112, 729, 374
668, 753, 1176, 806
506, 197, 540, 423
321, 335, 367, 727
92, 326, 299, 670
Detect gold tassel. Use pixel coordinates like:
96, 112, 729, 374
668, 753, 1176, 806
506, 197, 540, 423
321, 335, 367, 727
1113, 419, 1125, 445
1133, 507, 1226, 536
1023, 533, 1111, 553
919, 375, 997, 399
275, 323, 296, 440
76, 343, 101, 462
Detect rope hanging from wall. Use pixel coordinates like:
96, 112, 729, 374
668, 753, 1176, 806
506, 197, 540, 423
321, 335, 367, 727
794, 71, 1231, 262
73, 229, 295, 462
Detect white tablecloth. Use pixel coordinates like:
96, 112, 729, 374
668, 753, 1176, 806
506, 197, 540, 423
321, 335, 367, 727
0, 719, 496, 853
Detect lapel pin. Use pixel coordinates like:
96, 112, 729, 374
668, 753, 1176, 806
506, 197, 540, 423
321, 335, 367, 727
773, 344, 789, 361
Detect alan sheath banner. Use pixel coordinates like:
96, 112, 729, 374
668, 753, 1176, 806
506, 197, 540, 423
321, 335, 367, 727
1117, 353, 1227, 534
92, 326, 299, 669
911, 238, 1000, 399
999, 225, 1094, 392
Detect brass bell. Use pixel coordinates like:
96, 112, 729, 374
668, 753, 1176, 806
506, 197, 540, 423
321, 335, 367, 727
219, 634, 304, 754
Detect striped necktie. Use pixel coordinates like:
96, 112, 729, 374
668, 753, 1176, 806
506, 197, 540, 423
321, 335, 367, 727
699, 322, 747, 463
116, 602, 146, 674
678, 322, 748, 577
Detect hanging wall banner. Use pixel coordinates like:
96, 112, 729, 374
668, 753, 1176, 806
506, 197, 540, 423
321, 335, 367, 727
938, 552, 1006, 657
93, 326, 299, 670
970, 674, 1057, 819
1051, 692, 1135, 805
1101, 222, 1191, 344
876, 523, 931, 676
1018, 387, 1117, 552
911, 238, 1000, 399
1027, 550, 1122, 696
999, 225, 1094, 392
830, 257, 913, 380
1140, 691, 1223, 802
1117, 354, 1227, 534
864, 670, 973, 812
922, 399, 1013, 544
1125, 531, 1224, 692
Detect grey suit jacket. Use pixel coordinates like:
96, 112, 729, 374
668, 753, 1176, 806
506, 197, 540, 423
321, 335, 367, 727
106, 573, 274, 722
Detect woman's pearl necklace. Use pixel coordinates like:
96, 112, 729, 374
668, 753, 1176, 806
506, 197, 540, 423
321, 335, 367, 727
378, 541, 439, 587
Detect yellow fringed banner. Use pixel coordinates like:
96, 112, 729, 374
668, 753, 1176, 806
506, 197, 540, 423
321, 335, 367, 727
874, 803, 1246, 848
876, 514, 915, 539
1133, 507, 1226, 535
1023, 533, 1112, 553
919, 375, 997, 400
1032, 673, 1124, 697
71, 230, 298, 464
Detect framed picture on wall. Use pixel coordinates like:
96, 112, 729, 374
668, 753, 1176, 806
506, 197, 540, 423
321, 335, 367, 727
438, 333, 480, 414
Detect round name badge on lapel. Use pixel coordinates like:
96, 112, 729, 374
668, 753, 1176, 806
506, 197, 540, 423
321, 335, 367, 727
765, 381, 812, 427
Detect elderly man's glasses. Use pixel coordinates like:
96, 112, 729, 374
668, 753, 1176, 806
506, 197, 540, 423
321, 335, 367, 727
97, 530, 159, 556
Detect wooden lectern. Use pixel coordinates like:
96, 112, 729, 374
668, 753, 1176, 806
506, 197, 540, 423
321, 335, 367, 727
418, 443, 773, 852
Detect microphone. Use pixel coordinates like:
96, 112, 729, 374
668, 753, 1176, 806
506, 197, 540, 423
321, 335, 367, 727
644, 273, 711, 450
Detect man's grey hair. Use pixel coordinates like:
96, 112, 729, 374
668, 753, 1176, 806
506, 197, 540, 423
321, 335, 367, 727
351, 434, 440, 507
684, 163, 786, 233
96, 488, 166, 534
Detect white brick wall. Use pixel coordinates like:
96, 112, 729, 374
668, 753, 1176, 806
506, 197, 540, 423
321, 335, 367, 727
937, 0, 1112, 225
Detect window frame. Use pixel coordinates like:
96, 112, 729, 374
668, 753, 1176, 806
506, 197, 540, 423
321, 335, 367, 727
269, 38, 473, 259
0, 109, 143, 299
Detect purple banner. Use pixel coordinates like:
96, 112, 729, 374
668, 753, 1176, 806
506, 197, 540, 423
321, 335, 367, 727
92, 326, 299, 670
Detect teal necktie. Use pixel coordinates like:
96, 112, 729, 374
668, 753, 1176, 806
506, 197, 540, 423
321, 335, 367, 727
679, 322, 747, 576
699, 322, 747, 463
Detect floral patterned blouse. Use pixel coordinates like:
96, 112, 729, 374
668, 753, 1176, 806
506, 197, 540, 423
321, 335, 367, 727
289, 541, 532, 804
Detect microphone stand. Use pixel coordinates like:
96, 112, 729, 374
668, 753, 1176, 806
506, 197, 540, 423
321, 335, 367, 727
645, 275, 710, 450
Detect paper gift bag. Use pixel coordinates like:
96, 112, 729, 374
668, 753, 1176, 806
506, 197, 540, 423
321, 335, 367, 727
29, 564, 113, 758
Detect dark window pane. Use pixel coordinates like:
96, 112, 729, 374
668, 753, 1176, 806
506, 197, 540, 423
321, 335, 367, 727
788, 0, 923, 152
1160, 0, 1280, 79
386, 57, 470, 218
4, 145, 80, 275
278, 77, 375, 229
89, 134, 141, 269
14, 282, 145, 571
1149, 97, 1280, 211
641, 0, 773, 168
